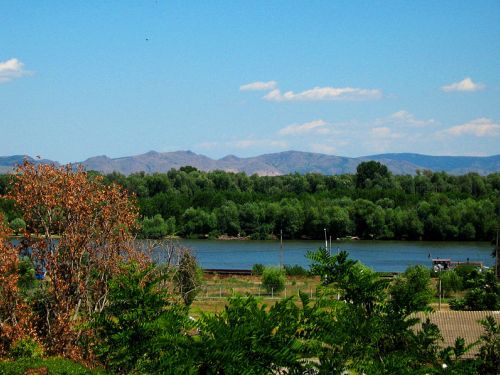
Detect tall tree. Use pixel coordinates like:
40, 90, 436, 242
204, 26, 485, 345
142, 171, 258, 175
7, 161, 146, 358
355, 161, 390, 189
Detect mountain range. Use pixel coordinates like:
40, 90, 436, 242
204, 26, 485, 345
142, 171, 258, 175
1, 151, 499, 176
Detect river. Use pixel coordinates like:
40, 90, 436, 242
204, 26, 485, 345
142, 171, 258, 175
165, 239, 494, 273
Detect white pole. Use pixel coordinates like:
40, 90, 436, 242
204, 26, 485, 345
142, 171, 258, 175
439, 278, 442, 311
324, 228, 328, 251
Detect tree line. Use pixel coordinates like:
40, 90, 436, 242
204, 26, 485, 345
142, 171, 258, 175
1, 161, 499, 241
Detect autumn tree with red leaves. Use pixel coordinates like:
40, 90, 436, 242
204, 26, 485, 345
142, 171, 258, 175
5, 162, 148, 359
0, 214, 38, 356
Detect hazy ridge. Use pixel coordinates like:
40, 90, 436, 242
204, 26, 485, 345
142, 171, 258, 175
1, 151, 499, 176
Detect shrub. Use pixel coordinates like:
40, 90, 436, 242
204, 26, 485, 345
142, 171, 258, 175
9, 217, 26, 235
17, 256, 36, 290
449, 270, 500, 310
261, 267, 286, 294
449, 298, 466, 310
439, 269, 463, 297
193, 295, 313, 374
92, 262, 192, 373
252, 263, 264, 276
174, 249, 203, 306
9, 338, 43, 359
389, 264, 433, 314
284, 264, 308, 276
455, 264, 482, 289
477, 316, 500, 374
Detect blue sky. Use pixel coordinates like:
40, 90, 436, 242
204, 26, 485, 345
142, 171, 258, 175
1, 1, 499, 162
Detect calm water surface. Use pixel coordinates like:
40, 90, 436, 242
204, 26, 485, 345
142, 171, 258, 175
172, 239, 494, 272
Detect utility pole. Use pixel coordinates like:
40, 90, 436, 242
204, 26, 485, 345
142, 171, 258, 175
324, 228, 328, 253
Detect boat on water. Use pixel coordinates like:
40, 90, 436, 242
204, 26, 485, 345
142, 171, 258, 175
431, 258, 484, 272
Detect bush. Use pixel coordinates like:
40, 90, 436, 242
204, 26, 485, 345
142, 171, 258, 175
192, 295, 312, 374
389, 264, 434, 314
252, 263, 264, 276
455, 264, 482, 289
17, 256, 35, 290
439, 269, 462, 297
9, 338, 43, 359
9, 218, 26, 235
449, 270, 500, 310
284, 264, 308, 276
92, 262, 192, 372
449, 298, 466, 310
174, 249, 203, 306
261, 267, 286, 294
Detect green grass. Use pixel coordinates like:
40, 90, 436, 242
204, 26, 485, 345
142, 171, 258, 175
190, 274, 322, 316
0, 357, 102, 375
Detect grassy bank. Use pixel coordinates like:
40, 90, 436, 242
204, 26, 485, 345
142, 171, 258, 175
0, 357, 101, 374
190, 273, 454, 315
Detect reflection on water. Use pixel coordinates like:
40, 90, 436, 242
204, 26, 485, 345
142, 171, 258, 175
157, 239, 494, 273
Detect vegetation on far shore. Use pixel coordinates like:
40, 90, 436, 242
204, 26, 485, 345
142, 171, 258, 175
1, 161, 500, 242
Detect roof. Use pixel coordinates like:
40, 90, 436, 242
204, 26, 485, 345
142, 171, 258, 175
413, 311, 500, 358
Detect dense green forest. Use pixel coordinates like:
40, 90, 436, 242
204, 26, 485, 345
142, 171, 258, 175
1, 161, 499, 241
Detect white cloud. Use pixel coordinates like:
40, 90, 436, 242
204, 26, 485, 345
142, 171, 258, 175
263, 86, 382, 102
441, 77, 485, 92
370, 127, 403, 139
278, 119, 328, 135
0, 58, 30, 83
441, 118, 500, 137
239, 80, 277, 91
377, 110, 436, 127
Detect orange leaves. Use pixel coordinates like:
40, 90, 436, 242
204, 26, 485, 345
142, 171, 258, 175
0, 213, 38, 356
4, 162, 149, 359
0, 213, 11, 239
8, 162, 138, 239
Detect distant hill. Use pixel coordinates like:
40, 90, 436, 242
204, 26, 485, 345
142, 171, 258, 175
365, 153, 500, 175
1, 151, 499, 176
0, 155, 59, 174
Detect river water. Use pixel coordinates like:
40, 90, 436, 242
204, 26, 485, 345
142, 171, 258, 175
170, 239, 494, 273
14, 238, 494, 273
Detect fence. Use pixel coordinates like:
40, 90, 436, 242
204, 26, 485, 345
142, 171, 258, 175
195, 283, 317, 300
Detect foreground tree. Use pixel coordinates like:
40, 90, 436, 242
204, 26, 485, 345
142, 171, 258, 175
0, 215, 38, 357
92, 262, 193, 373
6, 162, 146, 358
389, 265, 434, 315
193, 295, 317, 374
307, 248, 446, 373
